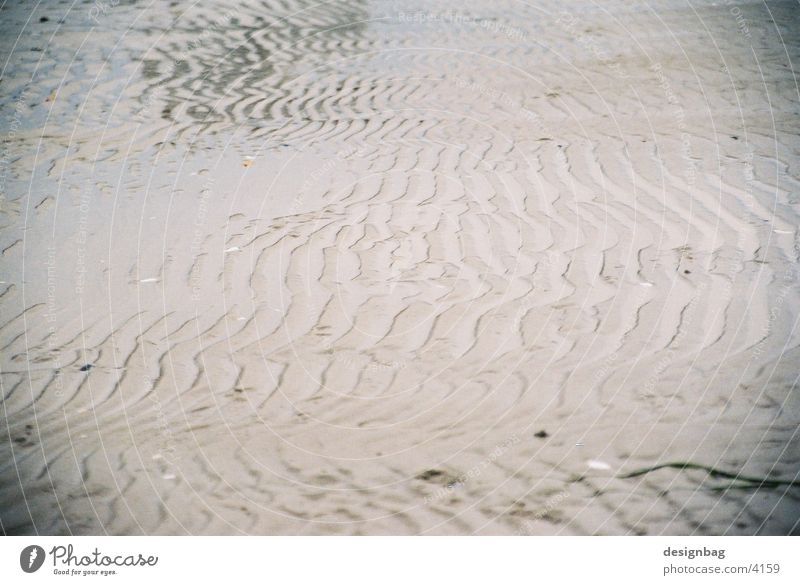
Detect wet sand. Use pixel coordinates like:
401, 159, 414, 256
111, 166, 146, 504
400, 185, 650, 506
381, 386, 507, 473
1, 0, 799, 535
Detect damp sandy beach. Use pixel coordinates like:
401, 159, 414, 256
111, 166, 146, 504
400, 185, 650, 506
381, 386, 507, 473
1, 0, 799, 535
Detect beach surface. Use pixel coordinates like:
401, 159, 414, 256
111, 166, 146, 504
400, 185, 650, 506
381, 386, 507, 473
1, 0, 799, 534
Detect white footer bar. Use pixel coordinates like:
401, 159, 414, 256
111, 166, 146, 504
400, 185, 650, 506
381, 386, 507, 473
1, 536, 796, 584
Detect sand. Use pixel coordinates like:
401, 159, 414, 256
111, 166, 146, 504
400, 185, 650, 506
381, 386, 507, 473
1, 0, 799, 535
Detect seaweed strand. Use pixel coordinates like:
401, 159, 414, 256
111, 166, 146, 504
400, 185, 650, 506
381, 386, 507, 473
618, 462, 800, 489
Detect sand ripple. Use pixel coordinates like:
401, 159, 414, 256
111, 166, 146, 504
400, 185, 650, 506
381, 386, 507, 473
1, 0, 799, 534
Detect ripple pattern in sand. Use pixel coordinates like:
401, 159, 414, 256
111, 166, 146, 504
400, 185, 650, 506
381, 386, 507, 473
1, 0, 799, 535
